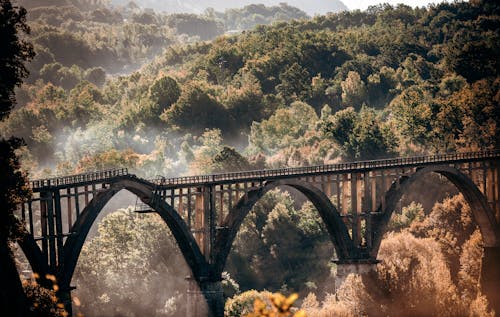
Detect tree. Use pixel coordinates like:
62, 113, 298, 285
248, 101, 318, 156
276, 62, 311, 102
212, 146, 251, 173
160, 82, 234, 134
0, 1, 35, 316
149, 76, 181, 113
341, 71, 367, 108
0, 0, 34, 118
0, 138, 32, 317
226, 190, 333, 294
73, 209, 190, 316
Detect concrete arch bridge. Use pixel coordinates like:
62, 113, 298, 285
16, 150, 500, 316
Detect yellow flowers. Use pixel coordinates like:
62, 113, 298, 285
246, 293, 306, 317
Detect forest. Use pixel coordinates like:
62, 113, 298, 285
0, 0, 499, 316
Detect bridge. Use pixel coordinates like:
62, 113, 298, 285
16, 150, 500, 316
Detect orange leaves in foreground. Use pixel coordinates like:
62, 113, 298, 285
246, 293, 306, 317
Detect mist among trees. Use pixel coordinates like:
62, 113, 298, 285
1, 0, 499, 316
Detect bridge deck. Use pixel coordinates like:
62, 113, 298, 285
30, 150, 500, 190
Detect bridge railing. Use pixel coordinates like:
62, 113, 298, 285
151, 149, 500, 186
29, 150, 499, 189
30, 168, 128, 189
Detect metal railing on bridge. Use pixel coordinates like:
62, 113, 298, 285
150, 149, 500, 186
29, 150, 499, 190
30, 168, 128, 190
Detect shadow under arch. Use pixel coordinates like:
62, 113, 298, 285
58, 176, 207, 287
213, 179, 358, 276
371, 165, 500, 258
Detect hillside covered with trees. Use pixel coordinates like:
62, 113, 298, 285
1, 0, 499, 316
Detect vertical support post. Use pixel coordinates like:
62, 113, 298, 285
228, 184, 233, 211
351, 173, 359, 246
371, 171, 377, 212
40, 193, 49, 262
322, 175, 332, 199
28, 199, 34, 236
219, 185, 224, 220
54, 281, 73, 317
170, 189, 175, 210
207, 185, 216, 264
74, 187, 80, 219
53, 190, 64, 267
187, 187, 192, 230
84, 185, 89, 206
201, 280, 224, 317
194, 188, 205, 253
364, 171, 372, 248
482, 161, 487, 195
178, 188, 184, 217
66, 188, 72, 231
486, 163, 495, 213
380, 170, 386, 211
480, 247, 500, 314
342, 174, 349, 215
336, 175, 341, 209
194, 186, 215, 261
46, 191, 56, 268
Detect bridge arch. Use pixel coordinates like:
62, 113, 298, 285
371, 165, 500, 258
17, 228, 51, 282
213, 178, 358, 276
58, 176, 207, 287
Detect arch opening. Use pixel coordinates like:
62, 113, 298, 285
343, 165, 499, 317
70, 186, 198, 317
214, 179, 356, 297
222, 187, 337, 296
372, 165, 499, 258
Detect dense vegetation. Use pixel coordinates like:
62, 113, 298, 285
2, 0, 499, 316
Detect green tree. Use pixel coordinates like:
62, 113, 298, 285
150, 76, 181, 112
212, 146, 251, 173
276, 62, 311, 102
74, 209, 189, 317
249, 101, 318, 155
161, 82, 234, 134
341, 71, 367, 108
226, 190, 333, 294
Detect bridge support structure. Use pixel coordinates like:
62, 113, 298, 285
13, 151, 500, 317
334, 260, 378, 291
480, 246, 500, 314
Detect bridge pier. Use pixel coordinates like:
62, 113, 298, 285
480, 247, 500, 314
335, 261, 377, 291
200, 280, 224, 317
186, 277, 224, 317
57, 286, 73, 317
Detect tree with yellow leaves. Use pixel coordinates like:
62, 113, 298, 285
246, 293, 306, 317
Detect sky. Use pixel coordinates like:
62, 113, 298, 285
344, 0, 447, 10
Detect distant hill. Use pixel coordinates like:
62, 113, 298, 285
110, 0, 348, 15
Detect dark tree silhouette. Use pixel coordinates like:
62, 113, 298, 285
0, 0, 34, 118
0, 1, 35, 316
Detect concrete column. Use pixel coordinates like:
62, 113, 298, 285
335, 262, 377, 291
201, 280, 224, 317
57, 286, 73, 317
186, 278, 223, 317
480, 247, 500, 314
